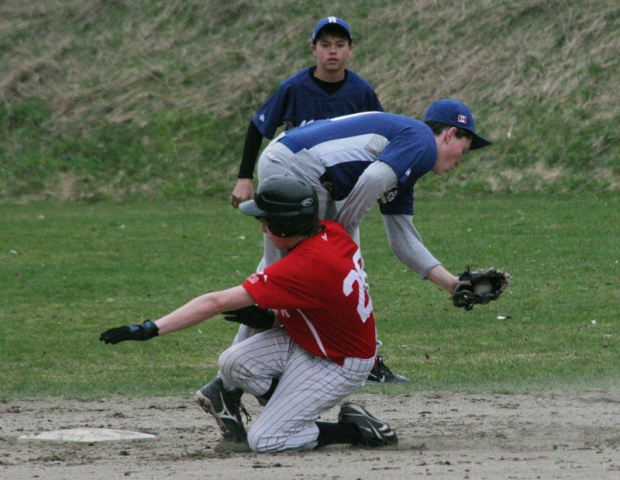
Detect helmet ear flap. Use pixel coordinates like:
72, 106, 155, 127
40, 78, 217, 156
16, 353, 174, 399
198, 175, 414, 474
266, 221, 289, 238
267, 214, 319, 238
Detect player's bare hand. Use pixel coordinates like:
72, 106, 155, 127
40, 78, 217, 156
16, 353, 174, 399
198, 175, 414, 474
231, 179, 254, 208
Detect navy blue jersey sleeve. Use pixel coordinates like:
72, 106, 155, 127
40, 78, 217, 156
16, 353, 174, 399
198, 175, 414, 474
252, 74, 300, 139
378, 123, 437, 186
347, 72, 383, 113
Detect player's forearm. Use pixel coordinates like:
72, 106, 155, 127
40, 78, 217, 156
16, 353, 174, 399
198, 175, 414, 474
153, 296, 216, 335
425, 265, 459, 294
237, 121, 264, 178
155, 286, 255, 335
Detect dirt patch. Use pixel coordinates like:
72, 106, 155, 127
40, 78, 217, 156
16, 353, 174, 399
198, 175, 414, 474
1, 390, 619, 479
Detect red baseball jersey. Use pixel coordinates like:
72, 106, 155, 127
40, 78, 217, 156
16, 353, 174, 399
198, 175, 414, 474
242, 221, 376, 364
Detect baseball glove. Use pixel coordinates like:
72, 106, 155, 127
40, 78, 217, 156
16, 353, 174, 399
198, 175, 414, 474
452, 267, 512, 311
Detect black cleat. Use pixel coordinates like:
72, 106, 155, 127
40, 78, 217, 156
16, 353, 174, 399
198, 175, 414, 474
367, 356, 410, 383
338, 402, 398, 447
195, 378, 250, 442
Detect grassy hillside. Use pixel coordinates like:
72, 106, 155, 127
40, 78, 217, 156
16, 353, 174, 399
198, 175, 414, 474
1, 0, 619, 201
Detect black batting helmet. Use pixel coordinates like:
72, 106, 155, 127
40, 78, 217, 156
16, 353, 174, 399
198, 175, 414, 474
239, 175, 319, 237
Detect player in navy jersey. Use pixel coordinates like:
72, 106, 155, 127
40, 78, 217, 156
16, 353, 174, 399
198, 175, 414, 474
224, 17, 404, 387
257, 98, 493, 307
230, 17, 382, 209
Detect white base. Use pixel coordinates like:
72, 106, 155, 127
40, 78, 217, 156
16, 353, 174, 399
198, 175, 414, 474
18, 428, 156, 443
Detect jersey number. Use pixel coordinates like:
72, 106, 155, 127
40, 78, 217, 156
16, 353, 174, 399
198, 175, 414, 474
343, 249, 373, 323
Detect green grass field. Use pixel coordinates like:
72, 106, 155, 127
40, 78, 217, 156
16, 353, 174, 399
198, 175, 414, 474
1, 1, 618, 410
2, 192, 618, 400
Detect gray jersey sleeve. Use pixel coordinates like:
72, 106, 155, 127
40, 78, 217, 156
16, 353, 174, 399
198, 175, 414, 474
334, 161, 398, 236
334, 160, 440, 279
382, 213, 441, 280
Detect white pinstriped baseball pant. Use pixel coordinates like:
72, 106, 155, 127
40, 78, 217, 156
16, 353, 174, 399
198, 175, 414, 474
218, 326, 374, 453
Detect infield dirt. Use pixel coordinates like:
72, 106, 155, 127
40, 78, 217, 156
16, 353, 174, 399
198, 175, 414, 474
2, 390, 619, 479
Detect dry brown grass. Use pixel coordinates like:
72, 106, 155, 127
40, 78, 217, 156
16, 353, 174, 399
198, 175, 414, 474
2, 0, 616, 129
1, 0, 619, 198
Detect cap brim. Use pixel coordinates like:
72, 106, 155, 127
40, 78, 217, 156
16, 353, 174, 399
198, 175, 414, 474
239, 200, 266, 217
470, 134, 492, 150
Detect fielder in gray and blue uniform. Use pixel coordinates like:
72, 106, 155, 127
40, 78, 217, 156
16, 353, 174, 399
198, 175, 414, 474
257, 98, 492, 294
193, 99, 493, 446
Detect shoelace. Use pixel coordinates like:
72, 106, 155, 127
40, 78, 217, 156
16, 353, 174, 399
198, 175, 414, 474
239, 401, 252, 424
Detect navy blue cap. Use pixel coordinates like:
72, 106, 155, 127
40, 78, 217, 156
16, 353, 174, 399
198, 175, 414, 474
423, 99, 492, 150
312, 17, 353, 44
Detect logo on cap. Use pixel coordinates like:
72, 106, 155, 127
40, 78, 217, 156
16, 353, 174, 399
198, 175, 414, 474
328, 16, 338, 23
458, 115, 467, 124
